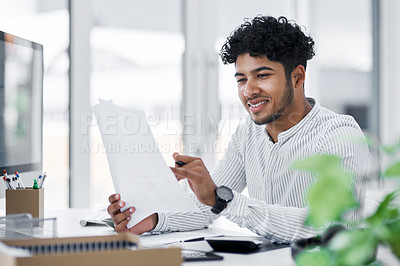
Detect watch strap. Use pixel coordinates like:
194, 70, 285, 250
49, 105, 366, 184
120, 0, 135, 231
211, 198, 228, 214
211, 186, 233, 214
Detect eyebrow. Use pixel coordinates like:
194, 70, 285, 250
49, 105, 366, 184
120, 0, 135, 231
234, 66, 274, 77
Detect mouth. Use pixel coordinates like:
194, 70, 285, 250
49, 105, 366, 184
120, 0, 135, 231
247, 99, 269, 113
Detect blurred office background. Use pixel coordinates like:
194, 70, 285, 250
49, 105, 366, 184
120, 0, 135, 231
0, 0, 399, 211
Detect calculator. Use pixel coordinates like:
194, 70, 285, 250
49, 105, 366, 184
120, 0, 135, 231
181, 249, 224, 261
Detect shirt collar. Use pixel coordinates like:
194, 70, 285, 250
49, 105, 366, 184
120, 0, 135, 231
266, 98, 320, 143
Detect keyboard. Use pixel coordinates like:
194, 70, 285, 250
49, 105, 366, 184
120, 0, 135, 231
79, 211, 113, 227
181, 249, 223, 261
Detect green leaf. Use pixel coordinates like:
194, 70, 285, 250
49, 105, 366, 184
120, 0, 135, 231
296, 247, 333, 266
365, 261, 384, 266
292, 154, 359, 227
329, 230, 377, 265
384, 161, 400, 178
386, 219, 400, 259
370, 224, 392, 241
306, 172, 358, 227
366, 191, 400, 226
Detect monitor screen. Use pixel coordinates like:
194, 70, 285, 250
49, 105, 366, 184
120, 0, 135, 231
0, 31, 43, 198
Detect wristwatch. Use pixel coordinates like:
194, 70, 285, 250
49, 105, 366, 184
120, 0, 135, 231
211, 186, 234, 214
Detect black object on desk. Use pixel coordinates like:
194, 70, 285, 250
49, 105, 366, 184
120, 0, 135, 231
291, 225, 346, 259
206, 236, 289, 254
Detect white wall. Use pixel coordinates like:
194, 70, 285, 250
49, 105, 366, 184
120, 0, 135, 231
380, 0, 400, 146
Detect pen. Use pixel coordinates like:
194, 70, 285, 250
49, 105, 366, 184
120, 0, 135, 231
37, 174, 42, 188
15, 171, 25, 189
183, 237, 205, 242
2, 170, 9, 189
2, 170, 14, 189
12, 176, 18, 189
183, 235, 225, 242
39, 172, 47, 188
175, 161, 186, 167
3, 176, 12, 190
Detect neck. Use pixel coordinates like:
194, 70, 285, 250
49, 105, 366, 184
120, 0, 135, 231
266, 98, 312, 143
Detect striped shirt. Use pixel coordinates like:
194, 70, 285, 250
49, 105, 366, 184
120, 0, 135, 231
152, 98, 369, 242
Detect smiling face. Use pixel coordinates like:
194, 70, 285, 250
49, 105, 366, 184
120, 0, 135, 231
235, 53, 295, 126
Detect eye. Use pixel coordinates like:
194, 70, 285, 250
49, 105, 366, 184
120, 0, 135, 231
236, 78, 247, 83
257, 73, 270, 79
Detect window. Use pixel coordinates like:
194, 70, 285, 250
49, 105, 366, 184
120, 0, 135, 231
0, 0, 69, 209
89, 0, 183, 208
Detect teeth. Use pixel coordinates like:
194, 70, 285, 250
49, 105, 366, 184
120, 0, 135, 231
248, 100, 267, 108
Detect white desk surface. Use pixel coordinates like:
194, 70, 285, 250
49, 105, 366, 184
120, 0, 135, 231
44, 208, 295, 265
1, 207, 398, 265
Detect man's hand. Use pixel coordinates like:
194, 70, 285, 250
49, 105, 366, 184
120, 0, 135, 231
171, 152, 217, 207
107, 193, 158, 235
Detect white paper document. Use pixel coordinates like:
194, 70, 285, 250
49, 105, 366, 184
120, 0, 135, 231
93, 100, 199, 228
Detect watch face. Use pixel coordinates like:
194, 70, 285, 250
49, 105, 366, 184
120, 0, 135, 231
216, 186, 233, 201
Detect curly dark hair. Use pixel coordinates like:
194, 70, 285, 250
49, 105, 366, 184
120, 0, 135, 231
220, 15, 315, 80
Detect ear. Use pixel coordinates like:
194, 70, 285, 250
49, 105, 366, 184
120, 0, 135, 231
291, 65, 306, 89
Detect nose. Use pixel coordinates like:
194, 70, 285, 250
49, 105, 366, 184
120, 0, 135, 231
243, 78, 261, 98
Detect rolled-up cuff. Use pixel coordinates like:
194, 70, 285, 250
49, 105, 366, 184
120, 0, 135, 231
150, 213, 168, 233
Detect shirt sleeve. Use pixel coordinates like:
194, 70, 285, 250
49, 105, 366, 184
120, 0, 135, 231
315, 116, 369, 223
221, 191, 318, 243
151, 193, 216, 232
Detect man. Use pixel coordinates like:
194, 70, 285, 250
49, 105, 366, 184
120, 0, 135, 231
107, 15, 368, 243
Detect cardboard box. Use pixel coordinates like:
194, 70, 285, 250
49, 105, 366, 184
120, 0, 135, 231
6, 189, 44, 218
0, 234, 182, 266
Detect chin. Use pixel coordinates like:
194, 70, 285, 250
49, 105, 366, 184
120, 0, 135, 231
250, 112, 281, 125
250, 114, 268, 125
252, 118, 269, 125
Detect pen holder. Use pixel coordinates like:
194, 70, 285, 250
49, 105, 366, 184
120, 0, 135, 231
5, 188, 44, 219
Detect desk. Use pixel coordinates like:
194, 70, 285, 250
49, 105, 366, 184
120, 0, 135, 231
45, 208, 295, 265
1, 207, 399, 265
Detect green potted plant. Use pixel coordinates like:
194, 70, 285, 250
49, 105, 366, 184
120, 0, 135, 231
291, 137, 400, 265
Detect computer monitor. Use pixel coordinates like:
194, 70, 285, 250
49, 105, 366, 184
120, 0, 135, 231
0, 31, 43, 198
